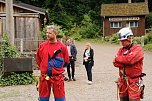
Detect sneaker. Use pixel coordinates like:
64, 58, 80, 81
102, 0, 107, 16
68, 78, 72, 82
72, 77, 76, 81
88, 81, 92, 85
64, 77, 68, 81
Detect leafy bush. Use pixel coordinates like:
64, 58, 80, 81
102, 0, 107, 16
110, 34, 119, 44
0, 72, 36, 86
0, 33, 19, 58
0, 33, 36, 86
133, 37, 142, 44
68, 23, 82, 41
144, 32, 152, 45
0, 33, 19, 76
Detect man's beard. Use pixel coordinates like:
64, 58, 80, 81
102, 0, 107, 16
47, 36, 54, 41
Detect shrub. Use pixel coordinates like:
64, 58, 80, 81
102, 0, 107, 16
133, 37, 142, 44
144, 31, 152, 45
110, 34, 119, 44
144, 44, 152, 51
0, 33, 36, 86
0, 33, 19, 76
0, 72, 36, 86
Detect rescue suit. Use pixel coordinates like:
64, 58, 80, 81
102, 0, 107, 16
113, 44, 144, 100
36, 40, 69, 101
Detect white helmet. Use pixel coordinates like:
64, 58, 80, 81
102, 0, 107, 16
117, 27, 133, 40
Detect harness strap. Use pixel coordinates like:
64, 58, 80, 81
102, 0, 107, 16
118, 78, 140, 94
48, 48, 62, 78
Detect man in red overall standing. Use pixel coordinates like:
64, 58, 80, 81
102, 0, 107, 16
36, 25, 69, 101
113, 27, 145, 101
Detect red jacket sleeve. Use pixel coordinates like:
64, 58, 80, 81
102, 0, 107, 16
36, 45, 41, 67
113, 48, 124, 68
113, 61, 124, 67
115, 45, 144, 65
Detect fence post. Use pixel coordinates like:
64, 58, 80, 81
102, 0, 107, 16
20, 38, 23, 54
141, 36, 144, 47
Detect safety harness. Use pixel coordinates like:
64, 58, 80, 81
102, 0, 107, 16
116, 72, 146, 99
115, 44, 146, 99
48, 48, 62, 78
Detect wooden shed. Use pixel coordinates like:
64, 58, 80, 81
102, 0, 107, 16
101, 2, 149, 36
0, 0, 46, 51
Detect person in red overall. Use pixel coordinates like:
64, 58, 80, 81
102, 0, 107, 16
36, 25, 69, 101
113, 27, 144, 101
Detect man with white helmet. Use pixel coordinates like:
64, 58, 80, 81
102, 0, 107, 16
113, 27, 145, 101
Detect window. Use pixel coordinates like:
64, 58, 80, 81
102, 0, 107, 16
110, 22, 122, 28
129, 21, 138, 27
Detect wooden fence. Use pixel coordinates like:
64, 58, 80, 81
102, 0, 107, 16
14, 38, 44, 54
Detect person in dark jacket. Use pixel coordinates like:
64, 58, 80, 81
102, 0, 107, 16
83, 43, 94, 85
66, 38, 77, 81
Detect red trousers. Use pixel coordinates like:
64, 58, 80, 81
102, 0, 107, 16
39, 75, 65, 101
118, 77, 140, 100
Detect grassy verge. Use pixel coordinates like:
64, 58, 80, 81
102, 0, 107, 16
76, 38, 152, 52
76, 38, 109, 44
144, 44, 152, 52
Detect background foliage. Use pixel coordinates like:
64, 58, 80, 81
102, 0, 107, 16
0, 33, 19, 76
0, 34, 35, 86
15, 0, 152, 51
0, 72, 36, 86
16, 0, 152, 30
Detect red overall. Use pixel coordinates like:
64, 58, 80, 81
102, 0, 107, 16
113, 44, 144, 100
36, 40, 69, 101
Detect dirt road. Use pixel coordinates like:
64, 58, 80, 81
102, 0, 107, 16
0, 42, 152, 101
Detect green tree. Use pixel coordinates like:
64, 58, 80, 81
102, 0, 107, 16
79, 14, 100, 38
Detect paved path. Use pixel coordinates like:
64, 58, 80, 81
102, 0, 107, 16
0, 42, 152, 101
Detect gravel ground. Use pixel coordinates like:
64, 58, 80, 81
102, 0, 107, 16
0, 42, 152, 101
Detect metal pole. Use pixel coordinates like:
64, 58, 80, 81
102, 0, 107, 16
5, 0, 14, 45
128, 0, 131, 3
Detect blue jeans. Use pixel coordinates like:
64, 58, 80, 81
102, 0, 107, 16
85, 62, 92, 81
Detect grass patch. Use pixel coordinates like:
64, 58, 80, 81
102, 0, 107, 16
76, 38, 109, 44
144, 44, 152, 51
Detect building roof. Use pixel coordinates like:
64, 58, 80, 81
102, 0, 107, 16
0, 0, 46, 15
101, 2, 149, 16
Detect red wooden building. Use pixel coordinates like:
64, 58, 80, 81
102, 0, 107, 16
101, 1, 149, 36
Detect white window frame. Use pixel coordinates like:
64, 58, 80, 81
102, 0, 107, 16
110, 22, 122, 28
129, 21, 138, 28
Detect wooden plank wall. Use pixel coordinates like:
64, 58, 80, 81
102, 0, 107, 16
15, 17, 40, 51
0, 16, 40, 51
